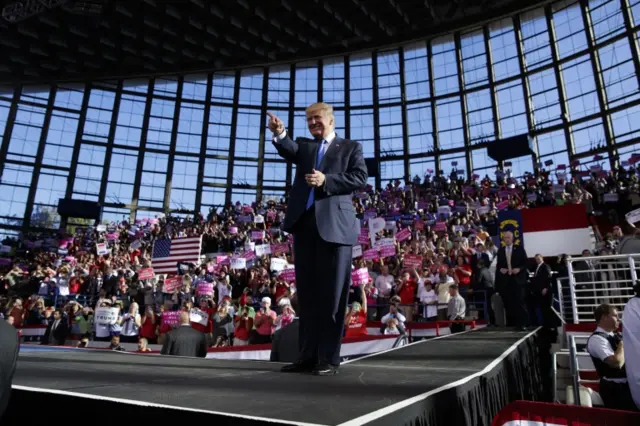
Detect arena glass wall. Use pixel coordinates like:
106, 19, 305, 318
0, 0, 639, 237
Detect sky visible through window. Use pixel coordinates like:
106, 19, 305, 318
0, 0, 639, 228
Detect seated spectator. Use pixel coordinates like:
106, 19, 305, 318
137, 337, 153, 352
384, 318, 401, 335
380, 302, 406, 335
109, 335, 125, 351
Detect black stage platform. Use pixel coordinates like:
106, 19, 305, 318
5, 328, 545, 426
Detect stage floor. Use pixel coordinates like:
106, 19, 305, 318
12, 328, 534, 426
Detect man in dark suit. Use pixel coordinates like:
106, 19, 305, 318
495, 231, 529, 330
470, 242, 491, 275
267, 103, 367, 376
529, 254, 553, 327
41, 309, 69, 346
160, 312, 207, 358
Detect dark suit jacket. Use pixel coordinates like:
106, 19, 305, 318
470, 252, 491, 274
531, 262, 552, 296
0, 320, 19, 420
273, 134, 368, 245
42, 316, 69, 346
161, 325, 207, 358
495, 245, 529, 289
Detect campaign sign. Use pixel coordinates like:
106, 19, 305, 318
95, 307, 119, 325
163, 276, 182, 293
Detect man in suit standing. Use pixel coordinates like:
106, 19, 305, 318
42, 309, 69, 346
529, 254, 553, 327
160, 312, 207, 358
267, 103, 368, 376
495, 231, 529, 331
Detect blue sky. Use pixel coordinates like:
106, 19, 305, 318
0, 0, 639, 232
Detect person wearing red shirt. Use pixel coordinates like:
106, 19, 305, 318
344, 286, 368, 338
453, 255, 472, 300
396, 271, 417, 322
139, 306, 157, 344
233, 305, 254, 346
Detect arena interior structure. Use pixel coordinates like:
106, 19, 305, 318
1, 0, 640, 425
0, 0, 639, 232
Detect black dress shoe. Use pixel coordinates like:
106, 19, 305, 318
281, 361, 315, 373
312, 364, 339, 376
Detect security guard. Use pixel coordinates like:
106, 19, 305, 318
586, 303, 636, 411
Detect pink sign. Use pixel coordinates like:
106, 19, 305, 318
350, 268, 369, 285
242, 250, 256, 261
414, 220, 424, 230
379, 244, 396, 258
216, 255, 229, 265
197, 282, 214, 295
228, 227, 238, 235
138, 268, 155, 280
251, 231, 265, 241
281, 268, 296, 282
497, 200, 509, 211
403, 254, 423, 269
271, 243, 290, 255
434, 222, 447, 232
162, 311, 180, 327
395, 228, 411, 242
363, 248, 379, 261
357, 228, 369, 245
163, 276, 182, 293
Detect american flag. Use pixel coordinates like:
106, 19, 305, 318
151, 236, 202, 274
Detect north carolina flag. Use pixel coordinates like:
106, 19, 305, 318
520, 204, 591, 257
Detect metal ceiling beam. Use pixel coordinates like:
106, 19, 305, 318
350, 0, 394, 36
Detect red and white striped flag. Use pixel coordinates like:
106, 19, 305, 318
520, 204, 592, 256
151, 236, 202, 274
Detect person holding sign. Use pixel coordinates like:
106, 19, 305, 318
268, 104, 368, 376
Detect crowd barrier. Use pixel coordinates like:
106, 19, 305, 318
492, 400, 640, 426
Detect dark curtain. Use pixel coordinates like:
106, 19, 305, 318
368, 331, 547, 426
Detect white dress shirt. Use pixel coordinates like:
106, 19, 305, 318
587, 326, 627, 383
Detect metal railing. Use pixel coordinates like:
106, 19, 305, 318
566, 254, 639, 323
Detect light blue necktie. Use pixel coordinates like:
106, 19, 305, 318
306, 139, 328, 210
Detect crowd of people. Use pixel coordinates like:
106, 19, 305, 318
0, 160, 638, 350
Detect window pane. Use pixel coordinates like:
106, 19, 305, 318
403, 42, 430, 100
432, 35, 459, 95
323, 57, 345, 106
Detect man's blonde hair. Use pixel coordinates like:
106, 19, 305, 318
306, 102, 334, 118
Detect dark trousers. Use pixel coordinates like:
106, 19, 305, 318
502, 278, 528, 328
293, 208, 352, 366
599, 379, 638, 411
